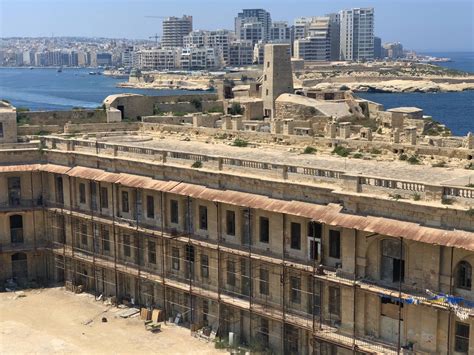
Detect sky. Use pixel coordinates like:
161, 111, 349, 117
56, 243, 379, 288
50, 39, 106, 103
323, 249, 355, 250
0, 0, 473, 52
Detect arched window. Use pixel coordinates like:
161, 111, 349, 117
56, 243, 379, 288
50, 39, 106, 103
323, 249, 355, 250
456, 261, 472, 290
381, 239, 405, 283
10, 215, 24, 244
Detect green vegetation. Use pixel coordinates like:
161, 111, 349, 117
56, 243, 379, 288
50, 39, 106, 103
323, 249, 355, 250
352, 153, 363, 159
214, 133, 228, 140
466, 183, 474, 188
190, 98, 203, 111
407, 155, 420, 165
466, 163, 474, 170
206, 106, 224, 114
172, 111, 187, 117
370, 148, 382, 155
228, 102, 244, 115
399, 153, 408, 161
413, 193, 421, 201
16, 107, 30, 112
467, 208, 474, 217
389, 193, 402, 200
441, 197, 454, 205
303, 146, 317, 154
332, 145, 350, 157
232, 138, 248, 147
191, 161, 203, 168
35, 130, 48, 136
241, 74, 248, 82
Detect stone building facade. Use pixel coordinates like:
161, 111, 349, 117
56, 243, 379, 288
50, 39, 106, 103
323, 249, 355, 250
0, 135, 473, 355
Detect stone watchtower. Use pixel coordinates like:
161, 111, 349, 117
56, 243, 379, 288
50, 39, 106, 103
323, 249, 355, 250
261, 44, 293, 118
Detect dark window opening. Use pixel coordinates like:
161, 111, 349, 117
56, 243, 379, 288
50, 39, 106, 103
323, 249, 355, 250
329, 286, 341, 317
226, 210, 235, 236
201, 254, 209, 278
123, 234, 131, 257
455, 322, 470, 353
100, 187, 108, 209
290, 276, 301, 304
290, 222, 301, 250
456, 261, 472, 290
148, 241, 156, 264
329, 230, 341, 259
381, 239, 405, 283
55, 176, 64, 204
259, 268, 269, 295
8, 177, 21, 206
79, 183, 86, 204
199, 205, 208, 230
170, 199, 179, 224
10, 214, 24, 244
121, 191, 129, 213
259, 216, 269, 243
146, 195, 155, 219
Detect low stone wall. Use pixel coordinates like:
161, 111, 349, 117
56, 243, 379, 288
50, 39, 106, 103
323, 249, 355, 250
19, 109, 107, 126
155, 100, 223, 114
64, 122, 141, 134
18, 125, 63, 135
142, 115, 193, 125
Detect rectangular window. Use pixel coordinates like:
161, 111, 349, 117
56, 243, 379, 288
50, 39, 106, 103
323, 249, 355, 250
329, 230, 341, 258
101, 226, 110, 252
7, 176, 21, 206
100, 187, 108, 209
226, 210, 235, 236
307, 222, 322, 238
79, 183, 86, 204
455, 322, 470, 353
329, 286, 341, 316
290, 276, 301, 304
199, 205, 208, 230
259, 268, 269, 295
291, 222, 301, 250
259, 216, 269, 243
146, 195, 155, 219
55, 176, 64, 204
0, 122, 3, 138
172, 247, 180, 270
148, 241, 156, 264
201, 254, 209, 278
123, 234, 131, 257
170, 199, 179, 224
80, 223, 87, 245
121, 191, 129, 213
227, 260, 236, 286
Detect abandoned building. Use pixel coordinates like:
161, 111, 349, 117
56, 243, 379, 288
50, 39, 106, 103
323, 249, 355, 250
0, 43, 473, 354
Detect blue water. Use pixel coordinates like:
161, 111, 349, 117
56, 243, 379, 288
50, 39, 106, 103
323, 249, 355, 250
0, 67, 194, 111
421, 51, 474, 74
358, 51, 474, 136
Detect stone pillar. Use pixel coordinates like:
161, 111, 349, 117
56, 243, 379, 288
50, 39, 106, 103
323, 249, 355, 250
231, 115, 243, 131
405, 127, 417, 145
392, 128, 400, 143
217, 157, 223, 170
341, 174, 361, 193
162, 151, 167, 163
113, 145, 118, 157
339, 122, 351, 139
192, 113, 203, 128
466, 132, 473, 149
327, 122, 337, 139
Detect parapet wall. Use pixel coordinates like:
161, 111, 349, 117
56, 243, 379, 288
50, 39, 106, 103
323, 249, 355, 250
19, 109, 107, 126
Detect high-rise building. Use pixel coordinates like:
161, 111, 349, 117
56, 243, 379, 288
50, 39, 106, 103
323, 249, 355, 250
184, 30, 234, 65
235, 9, 271, 43
339, 8, 374, 61
374, 37, 382, 59
162, 15, 193, 48
326, 13, 341, 61
383, 42, 404, 59
121, 46, 134, 68
294, 17, 331, 62
270, 21, 290, 43
228, 40, 254, 66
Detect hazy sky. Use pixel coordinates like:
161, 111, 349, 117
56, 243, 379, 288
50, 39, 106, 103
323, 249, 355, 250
1, 0, 473, 51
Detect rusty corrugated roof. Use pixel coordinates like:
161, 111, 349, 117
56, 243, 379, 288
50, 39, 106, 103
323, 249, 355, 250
2, 163, 473, 251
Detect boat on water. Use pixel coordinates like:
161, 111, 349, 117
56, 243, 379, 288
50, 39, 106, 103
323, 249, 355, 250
57, 67, 63, 73
89, 71, 97, 75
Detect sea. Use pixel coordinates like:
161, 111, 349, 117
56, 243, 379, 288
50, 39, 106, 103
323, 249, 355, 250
0, 51, 472, 136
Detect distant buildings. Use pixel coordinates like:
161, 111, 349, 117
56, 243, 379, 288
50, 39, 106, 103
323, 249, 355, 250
383, 42, 404, 59
374, 36, 382, 59
294, 17, 331, 61
339, 8, 374, 61
162, 15, 193, 48
235, 9, 272, 44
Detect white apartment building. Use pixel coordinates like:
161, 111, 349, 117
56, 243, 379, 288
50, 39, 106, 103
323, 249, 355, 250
339, 8, 374, 61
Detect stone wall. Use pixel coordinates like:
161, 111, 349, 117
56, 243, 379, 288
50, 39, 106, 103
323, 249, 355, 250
155, 100, 223, 114
19, 109, 107, 126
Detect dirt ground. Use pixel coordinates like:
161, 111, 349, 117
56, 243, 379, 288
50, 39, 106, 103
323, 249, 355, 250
0, 287, 224, 354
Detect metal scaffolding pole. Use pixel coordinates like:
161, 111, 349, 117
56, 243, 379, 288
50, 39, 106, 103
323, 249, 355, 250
111, 183, 119, 298
160, 191, 168, 324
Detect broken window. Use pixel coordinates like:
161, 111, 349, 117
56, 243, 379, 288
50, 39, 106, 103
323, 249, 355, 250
290, 222, 301, 250
455, 322, 470, 353
170, 199, 179, 224
199, 205, 208, 230
172, 247, 180, 270
329, 286, 341, 317
329, 230, 341, 258
259, 216, 269, 243
146, 195, 155, 219
381, 239, 405, 283
10, 215, 23, 244
201, 254, 209, 278
259, 268, 269, 295
100, 187, 108, 209
78, 223, 87, 246
121, 191, 129, 213
226, 210, 235, 236
8, 177, 21, 206
79, 183, 86, 204
456, 261, 472, 290
290, 276, 301, 304
101, 226, 110, 252
148, 241, 156, 264
227, 260, 236, 287
123, 234, 131, 257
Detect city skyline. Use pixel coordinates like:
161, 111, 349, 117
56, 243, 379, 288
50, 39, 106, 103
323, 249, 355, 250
1, 0, 473, 52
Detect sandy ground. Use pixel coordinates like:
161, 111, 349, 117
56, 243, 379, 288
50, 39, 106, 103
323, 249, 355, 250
0, 287, 224, 355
